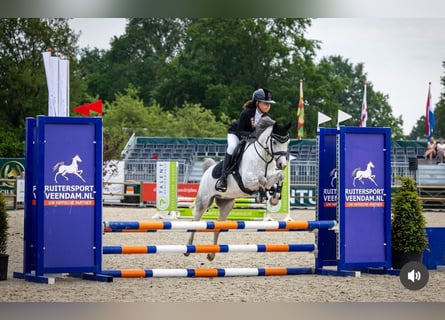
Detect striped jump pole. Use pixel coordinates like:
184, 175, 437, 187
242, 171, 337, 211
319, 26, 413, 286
103, 243, 317, 254
101, 267, 314, 278
103, 220, 336, 232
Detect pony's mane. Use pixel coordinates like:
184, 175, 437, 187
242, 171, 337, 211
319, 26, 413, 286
253, 115, 275, 138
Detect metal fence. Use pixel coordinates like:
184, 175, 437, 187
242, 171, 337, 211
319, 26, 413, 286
124, 159, 189, 182
289, 160, 411, 186
123, 158, 412, 186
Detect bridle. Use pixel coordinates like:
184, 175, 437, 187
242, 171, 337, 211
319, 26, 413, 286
250, 129, 289, 176
232, 125, 289, 196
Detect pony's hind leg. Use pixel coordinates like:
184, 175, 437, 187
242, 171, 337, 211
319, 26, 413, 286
184, 195, 214, 256
206, 198, 235, 261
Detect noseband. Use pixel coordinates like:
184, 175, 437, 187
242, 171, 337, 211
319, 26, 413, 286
270, 132, 290, 160
252, 131, 289, 166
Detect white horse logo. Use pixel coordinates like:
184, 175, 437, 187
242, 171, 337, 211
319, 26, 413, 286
352, 161, 377, 187
330, 168, 337, 187
53, 154, 86, 183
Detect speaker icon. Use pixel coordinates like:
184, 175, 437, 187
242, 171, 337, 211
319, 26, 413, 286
400, 261, 429, 290
407, 269, 421, 283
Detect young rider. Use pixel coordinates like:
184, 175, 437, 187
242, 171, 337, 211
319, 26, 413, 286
215, 88, 276, 192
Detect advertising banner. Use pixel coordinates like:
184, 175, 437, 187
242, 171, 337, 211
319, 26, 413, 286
156, 161, 178, 212
316, 128, 338, 268
266, 165, 289, 213
24, 116, 103, 276
338, 127, 391, 269
0, 158, 25, 193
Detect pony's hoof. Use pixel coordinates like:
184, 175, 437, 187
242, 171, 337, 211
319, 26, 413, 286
184, 252, 190, 257
269, 196, 279, 206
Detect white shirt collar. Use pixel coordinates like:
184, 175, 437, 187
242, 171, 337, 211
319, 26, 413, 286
254, 108, 263, 126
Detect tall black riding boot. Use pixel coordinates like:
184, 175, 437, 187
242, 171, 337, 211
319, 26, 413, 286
215, 153, 233, 192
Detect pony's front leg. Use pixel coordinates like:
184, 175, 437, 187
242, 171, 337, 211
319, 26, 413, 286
243, 173, 266, 191
266, 171, 285, 206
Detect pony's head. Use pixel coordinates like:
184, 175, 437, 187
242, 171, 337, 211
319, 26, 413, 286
253, 115, 291, 170
271, 122, 291, 170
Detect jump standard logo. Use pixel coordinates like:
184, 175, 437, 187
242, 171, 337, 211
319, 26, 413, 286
35, 154, 97, 206
322, 168, 337, 208
345, 160, 385, 208
43, 184, 96, 206
345, 187, 385, 208
322, 187, 337, 207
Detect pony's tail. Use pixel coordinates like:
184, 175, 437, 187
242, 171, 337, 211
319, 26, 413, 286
203, 158, 215, 172
52, 161, 64, 172
351, 168, 359, 177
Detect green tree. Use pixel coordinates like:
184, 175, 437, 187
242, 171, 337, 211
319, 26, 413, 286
103, 86, 230, 159
0, 18, 82, 157
409, 62, 445, 140
79, 18, 405, 141
294, 55, 404, 139
103, 86, 152, 160
172, 104, 228, 137
79, 18, 190, 105
153, 18, 315, 121
408, 116, 427, 140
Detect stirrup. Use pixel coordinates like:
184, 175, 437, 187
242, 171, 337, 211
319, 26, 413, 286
215, 178, 227, 192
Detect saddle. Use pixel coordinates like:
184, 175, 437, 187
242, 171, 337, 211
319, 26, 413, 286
211, 140, 256, 195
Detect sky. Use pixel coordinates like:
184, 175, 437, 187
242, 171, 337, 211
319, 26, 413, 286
69, 18, 445, 136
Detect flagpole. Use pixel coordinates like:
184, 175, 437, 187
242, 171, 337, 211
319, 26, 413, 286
425, 82, 434, 140
359, 81, 367, 127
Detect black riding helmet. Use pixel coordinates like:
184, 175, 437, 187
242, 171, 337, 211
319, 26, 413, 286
252, 88, 276, 104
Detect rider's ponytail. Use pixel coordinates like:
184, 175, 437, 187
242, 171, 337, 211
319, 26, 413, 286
243, 100, 255, 109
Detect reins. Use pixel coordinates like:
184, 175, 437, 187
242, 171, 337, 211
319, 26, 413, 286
248, 130, 289, 178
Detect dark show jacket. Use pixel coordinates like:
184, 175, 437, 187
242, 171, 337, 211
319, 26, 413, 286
229, 107, 270, 139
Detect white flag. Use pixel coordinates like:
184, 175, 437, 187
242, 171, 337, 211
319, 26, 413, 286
317, 112, 332, 128
48, 56, 59, 116
42, 51, 70, 117
42, 51, 51, 82
58, 58, 70, 116
42, 51, 56, 116
337, 109, 352, 127
360, 82, 367, 127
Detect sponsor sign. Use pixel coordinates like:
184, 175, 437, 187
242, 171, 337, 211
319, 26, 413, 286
266, 165, 290, 213
317, 129, 338, 211
0, 158, 25, 194
43, 125, 97, 207
156, 161, 178, 211
25, 116, 103, 275
338, 127, 391, 269
290, 186, 316, 207
316, 128, 338, 269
